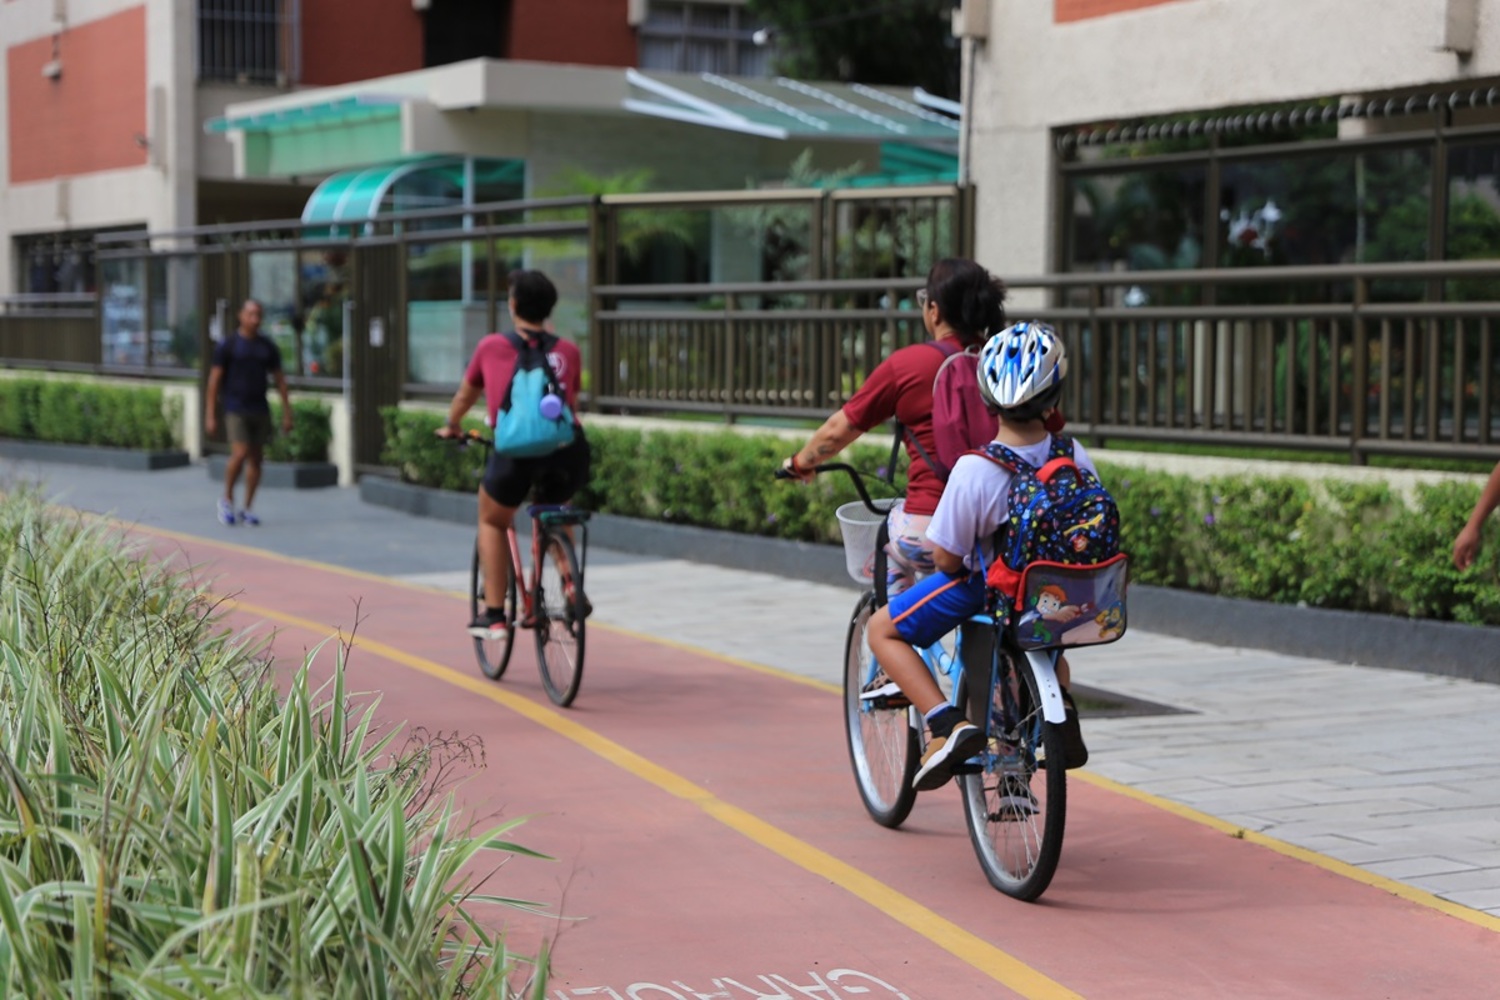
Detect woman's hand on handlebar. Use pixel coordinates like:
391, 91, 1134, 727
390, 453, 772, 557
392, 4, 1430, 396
435, 423, 461, 440
781, 455, 816, 484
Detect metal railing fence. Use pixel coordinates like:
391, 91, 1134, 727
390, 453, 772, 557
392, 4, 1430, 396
11, 188, 1500, 462
594, 260, 1500, 462
0, 294, 100, 368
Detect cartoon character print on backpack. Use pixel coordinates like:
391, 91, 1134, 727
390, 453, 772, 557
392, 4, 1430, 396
978, 434, 1122, 624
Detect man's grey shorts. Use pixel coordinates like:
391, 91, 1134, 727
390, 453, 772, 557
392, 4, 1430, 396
226, 411, 273, 447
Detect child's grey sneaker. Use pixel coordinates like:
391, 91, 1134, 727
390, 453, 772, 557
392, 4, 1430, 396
859, 670, 910, 708
995, 772, 1038, 818
239, 510, 261, 526
217, 498, 237, 526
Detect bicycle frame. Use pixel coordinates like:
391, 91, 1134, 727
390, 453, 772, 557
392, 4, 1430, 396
504, 504, 590, 627
893, 618, 1067, 744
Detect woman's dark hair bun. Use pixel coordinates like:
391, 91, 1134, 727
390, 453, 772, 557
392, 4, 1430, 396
924, 258, 1007, 346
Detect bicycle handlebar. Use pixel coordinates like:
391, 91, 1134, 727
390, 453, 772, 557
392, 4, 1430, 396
441, 428, 492, 448
774, 461, 886, 515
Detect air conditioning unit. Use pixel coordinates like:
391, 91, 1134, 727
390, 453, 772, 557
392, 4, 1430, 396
1441, 0, 1477, 55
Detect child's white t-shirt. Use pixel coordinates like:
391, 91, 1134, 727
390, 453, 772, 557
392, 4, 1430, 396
926, 436, 1101, 572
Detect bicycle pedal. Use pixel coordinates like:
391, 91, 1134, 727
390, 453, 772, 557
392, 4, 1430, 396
862, 695, 912, 711
951, 761, 983, 775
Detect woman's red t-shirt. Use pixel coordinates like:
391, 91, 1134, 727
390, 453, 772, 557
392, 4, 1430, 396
464, 331, 583, 430
841, 340, 951, 516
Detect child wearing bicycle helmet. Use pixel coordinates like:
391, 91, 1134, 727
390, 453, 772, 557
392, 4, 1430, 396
865, 321, 1099, 792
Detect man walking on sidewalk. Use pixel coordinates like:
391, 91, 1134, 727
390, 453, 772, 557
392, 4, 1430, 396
204, 299, 292, 525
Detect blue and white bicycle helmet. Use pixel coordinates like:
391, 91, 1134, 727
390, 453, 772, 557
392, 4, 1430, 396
977, 321, 1067, 414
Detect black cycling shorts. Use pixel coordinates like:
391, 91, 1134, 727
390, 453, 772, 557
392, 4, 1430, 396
481, 428, 590, 508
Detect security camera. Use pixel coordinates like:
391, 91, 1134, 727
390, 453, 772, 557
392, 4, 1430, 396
41, 59, 62, 79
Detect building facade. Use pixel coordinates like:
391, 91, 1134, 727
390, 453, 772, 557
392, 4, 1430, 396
0, 0, 779, 298
966, 0, 1500, 301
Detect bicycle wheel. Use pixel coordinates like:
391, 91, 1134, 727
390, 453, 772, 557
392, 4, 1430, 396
533, 529, 586, 707
843, 591, 918, 828
471, 541, 518, 680
959, 645, 1067, 901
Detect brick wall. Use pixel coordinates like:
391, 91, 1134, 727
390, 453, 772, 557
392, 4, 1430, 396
510, 0, 636, 66
301, 0, 424, 86
7, 5, 148, 183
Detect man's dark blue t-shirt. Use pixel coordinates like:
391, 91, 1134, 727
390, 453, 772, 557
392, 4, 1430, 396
212, 334, 282, 414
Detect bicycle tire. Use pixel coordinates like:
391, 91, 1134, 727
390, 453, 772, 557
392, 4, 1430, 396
843, 591, 918, 828
959, 644, 1067, 901
471, 540, 517, 680
533, 529, 586, 707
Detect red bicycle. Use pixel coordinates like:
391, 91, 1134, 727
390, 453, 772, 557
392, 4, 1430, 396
453, 433, 591, 706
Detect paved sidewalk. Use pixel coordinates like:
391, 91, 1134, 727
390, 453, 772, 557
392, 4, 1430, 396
12, 457, 1500, 918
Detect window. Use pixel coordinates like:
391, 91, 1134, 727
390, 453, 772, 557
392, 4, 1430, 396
638, 1, 772, 76
424, 0, 505, 68
197, 0, 300, 85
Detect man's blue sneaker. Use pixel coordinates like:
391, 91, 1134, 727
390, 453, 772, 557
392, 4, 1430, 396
239, 510, 261, 526
217, 498, 237, 526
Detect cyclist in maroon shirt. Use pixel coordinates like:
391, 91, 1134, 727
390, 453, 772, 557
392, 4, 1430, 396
783, 258, 1007, 594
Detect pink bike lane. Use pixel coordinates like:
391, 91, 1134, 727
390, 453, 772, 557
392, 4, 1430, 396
137, 525, 1500, 999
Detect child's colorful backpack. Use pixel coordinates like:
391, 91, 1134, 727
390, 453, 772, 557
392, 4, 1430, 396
976, 436, 1129, 649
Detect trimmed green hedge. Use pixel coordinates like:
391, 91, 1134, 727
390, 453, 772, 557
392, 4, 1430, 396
1110, 470, 1500, 625
267, 397, 333, 463
0, 377, 179, 450
380, 407, 908, 546
380, 407, 1500, 625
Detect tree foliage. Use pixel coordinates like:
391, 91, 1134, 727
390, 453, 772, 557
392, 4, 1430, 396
748, 0, 959, 98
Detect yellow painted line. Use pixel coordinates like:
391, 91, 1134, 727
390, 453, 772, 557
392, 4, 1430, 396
1072, 770, 1500, 934
118, 519, 1500, 937
225, 595, 1079, 999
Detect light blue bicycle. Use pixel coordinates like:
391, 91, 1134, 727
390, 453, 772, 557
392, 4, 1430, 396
812, 462, 1086, 902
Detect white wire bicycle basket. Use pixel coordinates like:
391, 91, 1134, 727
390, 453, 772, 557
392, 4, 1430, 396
835, 499, 896, 585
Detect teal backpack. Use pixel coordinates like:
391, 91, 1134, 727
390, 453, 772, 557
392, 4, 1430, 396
492, 331, 576, 458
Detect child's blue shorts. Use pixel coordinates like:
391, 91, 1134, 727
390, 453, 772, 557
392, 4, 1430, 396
888, 569, 988, 649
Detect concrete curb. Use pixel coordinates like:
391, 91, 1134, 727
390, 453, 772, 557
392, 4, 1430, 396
1125, 587, 1500, 683
359, 476, 481, 523
206, 454, 338, 489
0, 438, 190, 471
359, 479, 1500, 681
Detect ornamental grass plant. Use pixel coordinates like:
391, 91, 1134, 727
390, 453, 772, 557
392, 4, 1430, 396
0, 487, 549, 997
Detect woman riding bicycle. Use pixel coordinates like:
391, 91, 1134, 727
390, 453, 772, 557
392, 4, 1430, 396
437, 269, 590, 639
866, 322, 1095, 792
783, 258, 1007, 596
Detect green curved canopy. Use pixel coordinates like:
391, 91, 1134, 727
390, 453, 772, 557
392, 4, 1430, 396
300, 156, 526, 232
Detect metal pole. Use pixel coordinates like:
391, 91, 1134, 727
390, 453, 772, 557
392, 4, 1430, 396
957, 35, 977, 188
